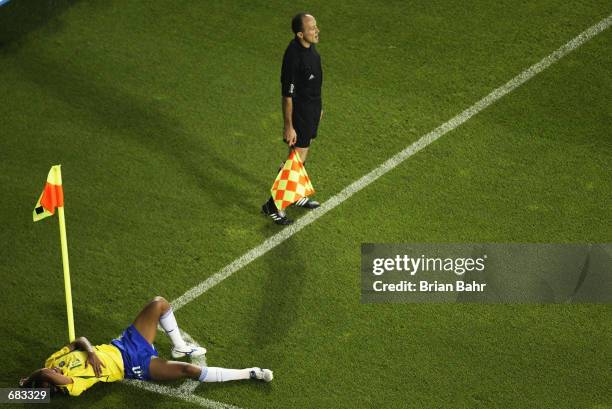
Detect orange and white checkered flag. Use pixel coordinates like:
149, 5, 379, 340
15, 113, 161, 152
270, 150, 315, 210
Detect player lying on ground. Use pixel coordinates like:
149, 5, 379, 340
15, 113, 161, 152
19, 296, 273, 396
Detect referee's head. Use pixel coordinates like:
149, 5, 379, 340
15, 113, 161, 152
291, 12, 319, 45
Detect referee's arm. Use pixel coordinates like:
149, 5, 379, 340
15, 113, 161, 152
281, 47, 298, 146
282, 96, 296, 146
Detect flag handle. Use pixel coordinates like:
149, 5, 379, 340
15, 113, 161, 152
55, 167, 75, 342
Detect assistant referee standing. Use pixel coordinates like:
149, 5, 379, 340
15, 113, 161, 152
262, 12, 323, 225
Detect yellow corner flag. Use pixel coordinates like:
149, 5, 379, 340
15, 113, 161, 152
270, 150, 315, 210
33, 165, 75, 342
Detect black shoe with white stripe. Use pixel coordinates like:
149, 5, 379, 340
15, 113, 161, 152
261, 201, 293, 225
294, 197, 320, 209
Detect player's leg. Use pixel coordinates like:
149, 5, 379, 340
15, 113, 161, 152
132, 296, 205, 358
132, 296, 170, 344
148, 357, 273, 383
148, 357, 201, 381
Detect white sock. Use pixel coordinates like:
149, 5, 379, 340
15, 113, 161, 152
159, 307, 187, 348
199, 367, 253, 382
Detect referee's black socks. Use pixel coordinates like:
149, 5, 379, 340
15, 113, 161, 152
265, 196, 277, 211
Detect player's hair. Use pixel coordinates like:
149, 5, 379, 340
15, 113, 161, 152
291, 12, 308, 35
29, 379, 61, 396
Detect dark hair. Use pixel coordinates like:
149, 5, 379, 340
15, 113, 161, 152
291, 13, 308, 35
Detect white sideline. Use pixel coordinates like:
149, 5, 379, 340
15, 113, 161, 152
171, 14, 612, 313
125, 380, 242, 409
128, 13, 612, 408
126, 330, 244, 409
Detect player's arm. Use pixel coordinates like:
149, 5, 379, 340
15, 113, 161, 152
20, 368, 72, 388
68, 336, 105, 377
68, 336, 94, 352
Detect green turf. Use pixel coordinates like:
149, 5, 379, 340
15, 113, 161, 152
1, 0, 610, 408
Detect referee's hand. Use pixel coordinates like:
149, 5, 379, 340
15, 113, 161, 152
284, 127, 297, 146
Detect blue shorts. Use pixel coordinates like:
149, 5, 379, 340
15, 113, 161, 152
111, 325, 158, 380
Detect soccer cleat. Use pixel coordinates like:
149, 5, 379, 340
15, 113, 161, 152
293, 197, 320, 209
250, 367, 274, 382
171, 345, 207, 359
261, 202, 293, 225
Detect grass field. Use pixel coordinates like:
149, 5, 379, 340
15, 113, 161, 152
1, 1, 611, 408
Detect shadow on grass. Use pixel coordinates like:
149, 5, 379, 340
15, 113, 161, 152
14, 48, 265, 215
188, 241, 304, 397
0, 0, 83, 50
254, 238, 306, 345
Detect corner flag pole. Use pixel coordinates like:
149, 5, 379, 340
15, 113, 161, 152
55, 166, 75, 342
33, 165, 76, 341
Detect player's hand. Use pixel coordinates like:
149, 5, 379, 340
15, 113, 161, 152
86, 351, 106, 377
283, 126, 297, 146
19, 377, 29, 387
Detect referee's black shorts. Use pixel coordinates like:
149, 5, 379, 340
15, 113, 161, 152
291, 106, 321, 148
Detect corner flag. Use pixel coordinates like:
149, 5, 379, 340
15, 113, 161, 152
33, 165, 64, 222
33, 165, 75, 342
270, 150, 315, 210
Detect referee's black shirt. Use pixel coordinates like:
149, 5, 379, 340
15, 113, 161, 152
281, 38, 323, 138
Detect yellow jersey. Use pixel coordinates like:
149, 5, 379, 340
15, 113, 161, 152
44, 344, 124, 396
